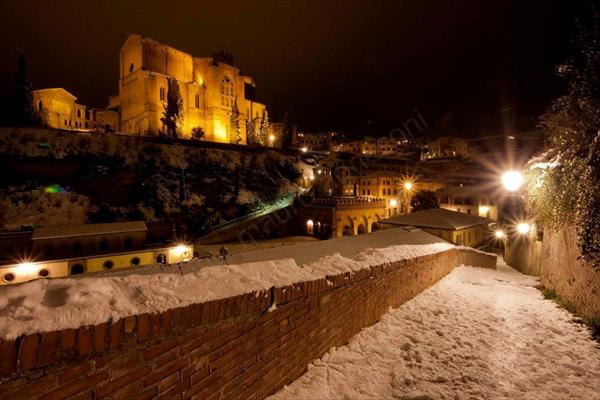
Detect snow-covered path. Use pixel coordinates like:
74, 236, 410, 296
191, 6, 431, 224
269, 259, 600, 400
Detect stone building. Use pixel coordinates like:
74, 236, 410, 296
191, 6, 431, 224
300, 197, 386, 238
421, 137, 468, 160
438, 185, 498, 221
115, 34, 267, 142
32, 88, 119, 132
380, 208, 492, 247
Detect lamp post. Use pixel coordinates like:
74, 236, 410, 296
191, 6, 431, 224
402, 181, 413, 213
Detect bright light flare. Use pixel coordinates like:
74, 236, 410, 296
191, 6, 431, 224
389, 199, 398, 207
494, 230, 505, 239
173, 244, 189, 256
268, 134, 275, 142
301, 146, 308, 153
516, 223, 531, 234
479, 205, 490, 214
403, 182, 413, 190
16, 262, 38, 274
501, 170, 524, 192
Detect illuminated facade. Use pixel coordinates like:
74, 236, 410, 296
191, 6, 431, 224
116, 34, 267, 143
32, 88, 119, 132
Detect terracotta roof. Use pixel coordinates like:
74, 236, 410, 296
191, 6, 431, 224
32, 221, 147, 240
380, 208, 492, 230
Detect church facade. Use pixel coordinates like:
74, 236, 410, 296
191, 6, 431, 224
32, 34, 269, 145
115, 34, 267, 143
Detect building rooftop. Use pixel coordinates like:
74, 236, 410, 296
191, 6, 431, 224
32, 221, 147, 240
380, 208, 492, 230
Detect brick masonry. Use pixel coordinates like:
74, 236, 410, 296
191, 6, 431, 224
0, 248, 495, 400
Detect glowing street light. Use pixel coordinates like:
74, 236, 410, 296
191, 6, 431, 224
403, 182, 413, 190
494, 230, 505, 239
389, 199, 398, 207
301, 146, 308, 153
516, 223, 531, 234
268, 134, 275, 143
501, 170, 524, 192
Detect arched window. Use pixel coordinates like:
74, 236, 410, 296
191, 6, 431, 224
38, 100, 42, 111
195, 93, 200, 108
129, 62, 134, 73
220, 75, 234, 108
77, 109, 81, 118
70, 264, 85, 275
159, 86, 166, 101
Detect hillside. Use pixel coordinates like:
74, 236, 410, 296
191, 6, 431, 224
0, 127, 305, 236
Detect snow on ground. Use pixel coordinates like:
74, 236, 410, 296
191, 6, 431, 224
269, 258, 600, 400
0, 242, 454, 340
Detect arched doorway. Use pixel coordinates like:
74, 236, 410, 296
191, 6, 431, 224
342, 225, 353, 236
357, 224, 367, 235
306, 219, 314, 235
371, 221, 379, 232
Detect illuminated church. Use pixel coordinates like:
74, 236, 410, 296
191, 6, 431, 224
33, 34, 268, 144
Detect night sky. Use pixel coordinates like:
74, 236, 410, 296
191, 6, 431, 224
0, 0, 585, 137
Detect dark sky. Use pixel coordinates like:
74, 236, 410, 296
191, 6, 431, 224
0, 0, 585, 137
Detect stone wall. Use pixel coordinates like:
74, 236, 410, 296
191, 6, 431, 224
0, 248, 495, 400
541, 224, 600, 322
505, 236, 543, 276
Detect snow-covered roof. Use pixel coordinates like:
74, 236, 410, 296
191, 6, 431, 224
32, 221, 147, 240
380, 208, 492, 230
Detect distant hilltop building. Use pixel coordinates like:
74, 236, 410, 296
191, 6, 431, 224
33, 88, 119, 132
32, 34, 269, 144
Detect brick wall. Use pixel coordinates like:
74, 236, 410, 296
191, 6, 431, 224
541, 224, 600, 322
0, 248, 495, 400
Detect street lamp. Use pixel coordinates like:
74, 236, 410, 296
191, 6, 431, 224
389, 199, 398, 207
494, 230, 505, 239
301, 146, 308, 153
268, 134, 275, 144
501, 170, 524, 192
516, 223, 531, 234
403, 181, 413, 190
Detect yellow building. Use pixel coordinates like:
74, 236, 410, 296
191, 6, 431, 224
33, 88, 81, 130
358, 172, 415, 217
300, 197, 386, 238
379, 208, 492, 247
33, 88, 119, 132
116, 34, 267, 143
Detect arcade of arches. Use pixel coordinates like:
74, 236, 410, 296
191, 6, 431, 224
300, 197, 386, 239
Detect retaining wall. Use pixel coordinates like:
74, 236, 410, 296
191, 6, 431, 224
0, 248, 495, 400
541, 224, 600, 322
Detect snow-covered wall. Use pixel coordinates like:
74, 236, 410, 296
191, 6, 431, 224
0, 247, 495, 399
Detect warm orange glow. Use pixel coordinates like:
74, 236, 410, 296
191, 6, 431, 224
403, 182, 413, 190
213, 119, 227, 143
